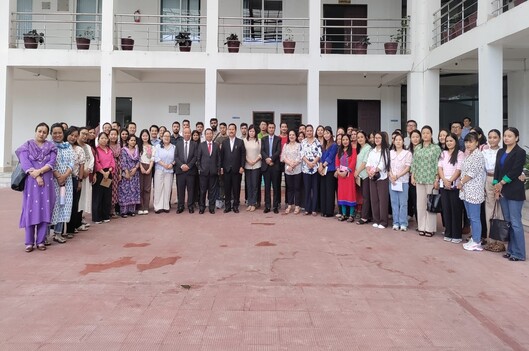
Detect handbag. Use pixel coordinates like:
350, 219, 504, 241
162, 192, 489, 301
489, 201, 510, 242
426, 192, 442, 213
11, 164, 27, 192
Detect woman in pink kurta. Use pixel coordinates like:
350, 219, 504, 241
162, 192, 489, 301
335, 134, 357, 222
16, 122, 57, 252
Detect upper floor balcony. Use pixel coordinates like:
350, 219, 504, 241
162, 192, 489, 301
432, 0, 478, 48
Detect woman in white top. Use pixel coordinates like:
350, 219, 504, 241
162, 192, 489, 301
366, 132, 391, 229
437, 133, 465, 243
138, 129, 155, 215
153, 131, 176, 213
301, 125, 322, 216
78, 127, 94, 219
281, 129, 303, 214
389, 134, 412, 231
243, 125, 262, 212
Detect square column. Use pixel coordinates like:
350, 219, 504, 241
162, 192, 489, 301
478, 44, 503, 141
407, 69, 440, 133
100, 56, 115, 126
205, 67, 217, 124
206, 0, 219, 55
309, 0, 321, 57
507, 71, 529, 148
307, 69, 319, 127
380, 86, 401, 134
100, 0, 115, 52
0, 66, 14, 171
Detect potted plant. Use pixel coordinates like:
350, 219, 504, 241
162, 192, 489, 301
76, 27, 94, 50
121, 36, 134, 51
23, 30, 44, 49
175, 32, 192, 52
464, 12, 478, 32
320, 35, 332, 54
351, 36, 370, 54
282, 28, 296, 54
384, 34, 399, 55
385, 16, 409, 54
224, 33, 240, 53
449, 15, 463, 39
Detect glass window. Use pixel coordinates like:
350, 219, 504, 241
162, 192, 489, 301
161, 0, 201, 42
243, 0, 283, 43
76, 0, 102, 40
17, 0, 32, 39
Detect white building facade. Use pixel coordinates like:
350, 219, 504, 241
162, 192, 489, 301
0, 0, 528, 171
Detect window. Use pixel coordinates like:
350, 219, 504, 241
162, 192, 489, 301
160, 0, 201, 42
76, 0, 102, 40
17, 0, 32, 39
253, 111, 274, 127
243, 0, 283, 43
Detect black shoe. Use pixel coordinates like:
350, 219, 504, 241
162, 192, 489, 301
273, 208, 279, 214
224, 208, 232, 213
163, 209, 170, 213
255, 204, 261, 209
189, 208, 195, 214
233, 207, 239, 213
209, 208, 215, 214
264, 208, 271, 213
176, 208, 184, 214
199, 208, 205, 214
155, 210, 162, 214
509, 257, 522, 261
503, 253, 512, 259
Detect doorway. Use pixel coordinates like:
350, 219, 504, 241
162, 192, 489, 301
337, 99, 380, 132
323, 4, 367, 54
86, 97, 132, 128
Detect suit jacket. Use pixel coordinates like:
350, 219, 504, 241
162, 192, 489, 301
493, 144, 526, 201
197, 140, 221, 176
221, 137, 246, 173
174, 138, 197, 175
261, 135, 282, 171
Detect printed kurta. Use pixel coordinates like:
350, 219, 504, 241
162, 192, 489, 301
51, 142, 75, 224
336, 149, 357, 207
79, 144, 94, 213
16, 140, 57, 228
109, 143, 121, 208
118, 148, 141, 207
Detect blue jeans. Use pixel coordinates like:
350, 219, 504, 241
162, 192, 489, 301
389, 182, 409, 227
464, 201, 482, 243
500, 198, 525, 260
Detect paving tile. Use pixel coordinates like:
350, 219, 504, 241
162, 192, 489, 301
162, 325, 206, 345
278, 327, 317, 346
201, 326, 243, 346
171, 309, 212, 327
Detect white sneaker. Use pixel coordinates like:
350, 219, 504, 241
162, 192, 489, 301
400, 226, 407, 232
463, 239, 483, 251
144, 210, 149, 215
372, 223, 379, 228
377, 224, 386, 229
451, 238, 462, 244
392, 225, 399, 231
138, 210, 145, 215
443, 237, 452, 242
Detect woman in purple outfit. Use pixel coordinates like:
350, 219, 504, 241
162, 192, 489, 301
16, 122, 57, 252
118, 135, 141, 217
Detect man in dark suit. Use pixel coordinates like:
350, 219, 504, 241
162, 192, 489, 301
261, 122, 282, 213
220, 123, 246, 213
174, 127, 197, 213
197, 128, 221, 214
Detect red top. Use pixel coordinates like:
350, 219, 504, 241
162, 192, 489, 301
95, 146, 116, 172
280, 135, 288, 148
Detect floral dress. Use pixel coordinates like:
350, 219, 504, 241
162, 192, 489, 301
109, 143, 121, 211
51, 142, 75, 225
118, 147, 141, 213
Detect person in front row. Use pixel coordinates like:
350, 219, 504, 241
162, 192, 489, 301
197, 128, 221, 214
174, 127, 198, 214
261, 122, 282, 214
220, 123, 246, 213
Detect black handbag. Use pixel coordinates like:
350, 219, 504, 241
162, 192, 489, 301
489, 201, 510, 242
11, 164, 27, 192
426, 192, 442, 213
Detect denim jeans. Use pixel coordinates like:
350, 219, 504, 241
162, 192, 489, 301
464, 201, 482, 243
500, 198, 526, 260
389, 182, 409, 227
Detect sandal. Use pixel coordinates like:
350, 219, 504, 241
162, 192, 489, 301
285, 205, 292, 214
53, 235, 66, 244
356, 218, 368, 225
418, 231, 426, 236
347, 217, 354, 223
25, 245, 34, 253
37, 244, 46, 251
294, 206, 300, 214
424, 231, 434, 237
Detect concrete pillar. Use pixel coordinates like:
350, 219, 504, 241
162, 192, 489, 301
407, 69, 440, 133
380, 86, 401, 134
307, 69, 319, 127
507, 71, 529, 149
204, 67, 217, 124
309, 0, 321, 57
206, 0, 219, 55
478, 44, 503, 142
0, 0, 13, 171
477, 0, 494, 26
100, 0, 115, 52
100, 58, 115, 126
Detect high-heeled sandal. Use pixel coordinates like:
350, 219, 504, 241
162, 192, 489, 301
294, 206, 300, 214
25, 245, 34, 253
285, 205, 292, 214
37, 244, 46, 251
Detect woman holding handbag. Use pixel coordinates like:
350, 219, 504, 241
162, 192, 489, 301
493, 127, 527, 261
389, 134, 412, 231
438, 133, 465, 243
319, 127, 338, 217
92, 132, 115, 224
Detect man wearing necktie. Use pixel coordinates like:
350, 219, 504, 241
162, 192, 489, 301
220, 124, 246, 213
197, 128, 221, 214
261, 122, 282, 213
174, 128, 197, 214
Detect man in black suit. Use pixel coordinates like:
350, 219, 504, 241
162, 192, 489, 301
197, 128, 221, 214
220, 123, 246, 213
261, 122, 282, 213
174, 127, 197, 213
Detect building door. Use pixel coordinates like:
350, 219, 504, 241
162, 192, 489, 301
280, 113, 302, 132
86, 97, 100, 128
337, 99, 380, 132
86, 97, 132, 128
323, 4, 367, 54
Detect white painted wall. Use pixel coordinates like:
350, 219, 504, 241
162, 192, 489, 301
508, 71, 529, 149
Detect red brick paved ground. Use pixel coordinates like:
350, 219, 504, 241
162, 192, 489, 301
1, 188, 528, 350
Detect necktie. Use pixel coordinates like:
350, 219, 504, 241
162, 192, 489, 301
208, 142, 212, 156
184, 141, 188, 162
269, 137, 273, 157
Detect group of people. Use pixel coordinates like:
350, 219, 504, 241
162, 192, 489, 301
16, 117, 527, 262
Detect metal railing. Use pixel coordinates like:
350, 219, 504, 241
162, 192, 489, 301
10, 11, 102, 50
491, 0, 527, 16
320, 17, 411, 55
218, 17, 309, 54
432, 0, 478, 48
115, 13, 207, 52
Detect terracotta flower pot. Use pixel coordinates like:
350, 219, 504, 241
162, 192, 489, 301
121, 38, 134, 51
464, 12, 477, 32
179, 44, 191, 52
226, 40, 240, 53
351, 42, 368, 55
384, 42, 398, 55
23, 37, 38, 49
282, 41, 296, 54
76, 38, 91, 50
514, 0, 526, 6
320, 41, 332, 54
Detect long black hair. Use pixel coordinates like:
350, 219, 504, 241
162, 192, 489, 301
375, 131, 391, 172
338, 134, 352, 158
138, 129, 151, 155
445, 132, 460, 166
409, 129, 421, 154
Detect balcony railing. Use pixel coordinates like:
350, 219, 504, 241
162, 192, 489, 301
432, 0, 478, 48
218, 17, 309, 54
10, 11, 102, 50
320, 17, 411, 55
115, 13, 207, 52
491, 0, 527, 16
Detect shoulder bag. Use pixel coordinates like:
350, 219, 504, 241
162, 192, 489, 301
489, 201, 510, 242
